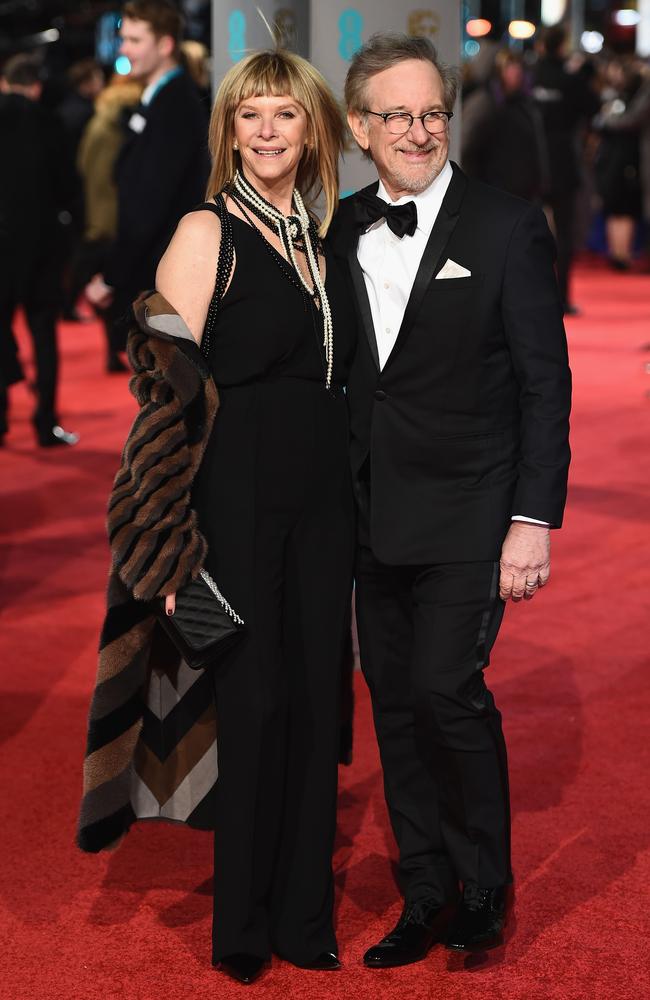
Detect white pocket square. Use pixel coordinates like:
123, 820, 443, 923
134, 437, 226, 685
436, 259, 472, 279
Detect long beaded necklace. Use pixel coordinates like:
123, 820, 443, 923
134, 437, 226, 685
230, 169, 334, 390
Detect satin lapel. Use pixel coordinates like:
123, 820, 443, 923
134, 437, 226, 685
348, 247, 380, 370
383, 164, 469, 372
347, 182, 381, 371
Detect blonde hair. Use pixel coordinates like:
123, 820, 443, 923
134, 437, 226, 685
95, 75, 143, 115
206, 50, 344, 235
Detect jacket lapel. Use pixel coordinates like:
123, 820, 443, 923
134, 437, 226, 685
383, 163, 468, 371
344, 182, 381, 371
348, 246, 380, 370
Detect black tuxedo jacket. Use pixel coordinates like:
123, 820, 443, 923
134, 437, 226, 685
330, 162, 571, 565
104, 71, 210, 293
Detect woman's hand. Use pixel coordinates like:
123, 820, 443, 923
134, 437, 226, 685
165, 593, 176, 616
86, 273, 114, 308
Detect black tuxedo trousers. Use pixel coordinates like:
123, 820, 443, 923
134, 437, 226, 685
356, 498, 511, 899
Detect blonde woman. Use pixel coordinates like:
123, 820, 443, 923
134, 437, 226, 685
156, 50, 356, 983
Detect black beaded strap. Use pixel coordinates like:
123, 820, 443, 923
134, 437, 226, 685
200, 193, 234, 358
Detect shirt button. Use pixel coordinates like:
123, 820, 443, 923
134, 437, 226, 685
385, 326, 391, 334
374, 389, 387, 401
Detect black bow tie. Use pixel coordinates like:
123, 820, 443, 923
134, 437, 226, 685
354, 191, 418, 238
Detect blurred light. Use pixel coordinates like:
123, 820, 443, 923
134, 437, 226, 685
541, 0, 567, 25
40, 28, 60, 43
638, 0, 650, 55
581, 30, 604, 53
115, 56, 131, 75
509, 20, 537, 39
466, 18, 492, 38
464, 40, 481, 57
614, 9, 641, 25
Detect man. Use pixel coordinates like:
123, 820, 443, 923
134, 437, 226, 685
86, 0, 209, 353
0, 54, 78, 447
461, 49, 549, 203
532, 26, 599, 314
331, 34, 571, 966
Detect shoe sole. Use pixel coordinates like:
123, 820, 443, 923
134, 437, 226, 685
364, 950, 433, 969
445, 933, 503, 953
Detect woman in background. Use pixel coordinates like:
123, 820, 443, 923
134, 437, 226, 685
77, 75, 142, 369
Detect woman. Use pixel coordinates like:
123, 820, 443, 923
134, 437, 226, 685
595, 58, 644, 269
78, 49, 356, 985
76, 75, 143, 370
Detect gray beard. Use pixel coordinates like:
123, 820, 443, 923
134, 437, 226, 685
388, 158, 444, 195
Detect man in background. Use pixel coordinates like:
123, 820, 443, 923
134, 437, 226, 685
532, 25, 600, 315
0, 54, 78, 447
86, 0, 209, 349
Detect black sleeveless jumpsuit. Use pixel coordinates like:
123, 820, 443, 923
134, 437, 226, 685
191, 207, 356, 965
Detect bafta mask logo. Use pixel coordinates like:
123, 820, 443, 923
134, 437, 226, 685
274, 7, 297, 49
408, 11, 440, 38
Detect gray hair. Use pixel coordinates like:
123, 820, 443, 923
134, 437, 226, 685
344, 32, 459, 114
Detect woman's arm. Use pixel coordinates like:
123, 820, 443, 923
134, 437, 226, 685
156, 209, 222, 345
156, 209, 222, 615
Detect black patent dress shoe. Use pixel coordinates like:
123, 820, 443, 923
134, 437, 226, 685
37, 425, 80, 448
363, 899, 449, 968
294, 951, 341, 971
218, 953, 266, 984
446, 886, 508, 951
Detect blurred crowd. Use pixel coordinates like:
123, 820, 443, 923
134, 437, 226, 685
462, 24, 650, 314
1, 9, 649, 449
0, 0, 210, 447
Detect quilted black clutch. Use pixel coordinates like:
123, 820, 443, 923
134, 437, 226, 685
153, 569, 245, 670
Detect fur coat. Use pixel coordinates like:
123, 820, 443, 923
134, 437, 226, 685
77, 290, 355, 854
77, 291, 220, 852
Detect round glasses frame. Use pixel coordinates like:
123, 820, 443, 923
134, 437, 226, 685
363, 109, 454, 136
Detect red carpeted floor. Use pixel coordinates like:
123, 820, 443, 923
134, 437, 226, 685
1, 260, 649, 1000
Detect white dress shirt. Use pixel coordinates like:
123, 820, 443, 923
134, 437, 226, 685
356, 159, 548, 527
357, 159, 453, 370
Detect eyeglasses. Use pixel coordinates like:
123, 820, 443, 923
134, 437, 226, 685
362, 109, 453, 136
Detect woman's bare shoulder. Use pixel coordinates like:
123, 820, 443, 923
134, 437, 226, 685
173, 207, 222, 247
156, 209, 222, 344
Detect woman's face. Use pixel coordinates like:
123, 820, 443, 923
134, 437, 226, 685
233, 94, 309, 190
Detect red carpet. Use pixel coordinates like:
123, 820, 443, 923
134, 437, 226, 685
1, 262, 649, 999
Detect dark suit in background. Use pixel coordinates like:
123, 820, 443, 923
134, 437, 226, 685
332, 163, 571, 900
532, 55, 599, 310
0, 92, 75, 440
103, 69, 209, 347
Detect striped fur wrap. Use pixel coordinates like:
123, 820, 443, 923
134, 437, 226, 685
77, 292, 220, 853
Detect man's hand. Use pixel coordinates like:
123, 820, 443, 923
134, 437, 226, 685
85, 273, 114, 309
499, 522, 551, 602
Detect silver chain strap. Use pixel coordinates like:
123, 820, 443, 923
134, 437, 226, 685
199, 568, 245, 625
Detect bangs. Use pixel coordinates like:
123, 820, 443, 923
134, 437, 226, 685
229, 52, 309, 109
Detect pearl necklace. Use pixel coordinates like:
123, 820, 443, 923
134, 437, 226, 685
232, 170, 334, 390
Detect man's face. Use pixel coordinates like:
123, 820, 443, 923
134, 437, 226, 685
119, 17, 172, 82
348, 58, 450, 200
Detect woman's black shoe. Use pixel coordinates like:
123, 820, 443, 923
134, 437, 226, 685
294, 951, 341, 970
363, 900, 448, 968
445, 886, 508, 951
218, 953, 266, 984
106, 353, 128, 373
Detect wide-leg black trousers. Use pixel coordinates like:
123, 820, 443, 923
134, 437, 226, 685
355, 542, 512, 903
199, 381, 355, 965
